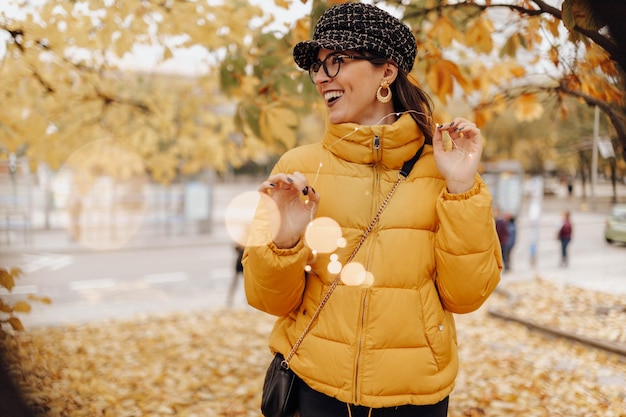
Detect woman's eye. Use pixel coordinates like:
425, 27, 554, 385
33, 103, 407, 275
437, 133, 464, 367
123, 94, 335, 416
331, 56, 341, 65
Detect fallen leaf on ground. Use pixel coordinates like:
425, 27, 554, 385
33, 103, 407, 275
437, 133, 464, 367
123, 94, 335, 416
1, 278, 625, 417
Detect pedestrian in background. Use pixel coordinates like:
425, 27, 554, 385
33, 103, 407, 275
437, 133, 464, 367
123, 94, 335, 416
503, 212, 516, 271
243, 3, 502, 416
494, 206, 509, 266
226, 243, 245, 308
557, 210, 573, 267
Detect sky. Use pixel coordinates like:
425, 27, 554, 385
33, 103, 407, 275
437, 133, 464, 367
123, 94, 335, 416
127, 0, 313, 75
0, 0, 313, 76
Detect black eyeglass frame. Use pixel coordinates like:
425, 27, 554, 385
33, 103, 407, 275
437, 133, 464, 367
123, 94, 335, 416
308, 53, 382, 83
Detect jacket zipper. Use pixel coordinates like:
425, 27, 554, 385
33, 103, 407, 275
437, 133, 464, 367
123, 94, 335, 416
354, 292, 367, 403
354, 134, 382, 403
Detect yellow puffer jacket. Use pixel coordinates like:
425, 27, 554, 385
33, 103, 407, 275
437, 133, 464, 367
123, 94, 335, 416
244, 113, 502, 408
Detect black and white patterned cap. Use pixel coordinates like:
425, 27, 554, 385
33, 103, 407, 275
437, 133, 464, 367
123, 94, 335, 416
293, 2, 417, 74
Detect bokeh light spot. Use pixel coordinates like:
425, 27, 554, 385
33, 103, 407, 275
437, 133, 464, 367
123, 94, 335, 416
361, 271, 375, 287
305, 217, 342, 253
340, 262, 367, 286
55, 139, 148, 251
224, 191, 260, 246
327, 260, 342, 274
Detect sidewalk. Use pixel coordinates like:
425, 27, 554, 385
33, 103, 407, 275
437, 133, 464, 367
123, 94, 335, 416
0, 221, 233, 254
501, 182, 626, 295
2, 179, 625, 294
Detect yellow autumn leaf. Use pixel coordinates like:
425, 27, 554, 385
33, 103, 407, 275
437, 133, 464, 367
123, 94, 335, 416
0, 300, 11, 313
128, 127, 160, 155
112, 37, 132, 58
291, 17, 311, 45
513, 93, 544, 122
28, 295, 53, 305
180, 159, 204, 176
549, 46, 560, 67
8, 316, 24, 331
585, 43, 611, 69
12, 301, 32, 314
238, 75, 261, 97
488, 62, 526, 85
500, 33, 521, 58
428, 16, 462, 48
546, 16, 561, 37
259, 106, 298, 149
524, 18, 544, 48
0, 269, 15, 291
441, 130, 453, 151
490, 93, 508, 114
474, 107, 494, 128
145, 153, 179, 185
465, 17, 494, 54
274, 0, 292, 9
426, 60, 467, 104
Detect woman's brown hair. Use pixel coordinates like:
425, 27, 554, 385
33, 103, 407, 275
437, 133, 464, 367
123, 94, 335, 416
391, 69, 434, 145
364, 51, 434, 145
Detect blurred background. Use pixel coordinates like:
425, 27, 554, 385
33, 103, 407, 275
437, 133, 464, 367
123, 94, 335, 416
1, 0, 626, 416
1, 0, 625, 248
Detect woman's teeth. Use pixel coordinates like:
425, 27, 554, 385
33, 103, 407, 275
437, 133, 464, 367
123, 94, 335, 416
325, 91, 343, 103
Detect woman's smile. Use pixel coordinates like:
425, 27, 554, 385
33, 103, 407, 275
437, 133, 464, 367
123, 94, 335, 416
324, 90, 343, 105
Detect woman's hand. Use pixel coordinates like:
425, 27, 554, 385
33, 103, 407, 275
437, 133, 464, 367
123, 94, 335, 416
432, 117, 483, 194
258, 171, 320, 248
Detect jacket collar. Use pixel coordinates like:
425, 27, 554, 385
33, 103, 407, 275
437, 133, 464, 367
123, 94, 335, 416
322, 113, 426, 170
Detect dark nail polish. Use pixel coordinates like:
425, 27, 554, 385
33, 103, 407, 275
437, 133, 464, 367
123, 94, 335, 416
311, 187, 316, 194
449, 121, 455, 127
269, 182, 276, 187
302, 187, 309, 196
286, 177, 293, 183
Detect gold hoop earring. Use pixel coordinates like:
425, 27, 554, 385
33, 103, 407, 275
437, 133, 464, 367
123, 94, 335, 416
376, 81, 392, 104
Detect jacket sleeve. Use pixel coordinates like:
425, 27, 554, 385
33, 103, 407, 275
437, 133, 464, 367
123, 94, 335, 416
242, 155, 312, 317
434, 175, 502, 314
243, 237, 310, 317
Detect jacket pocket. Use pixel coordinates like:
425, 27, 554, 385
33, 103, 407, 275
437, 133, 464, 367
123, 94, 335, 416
294, 273, 325, 335
419, 282, 454, 371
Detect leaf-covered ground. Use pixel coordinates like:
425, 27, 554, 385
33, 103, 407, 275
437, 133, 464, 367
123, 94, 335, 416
2, 278, 625, 417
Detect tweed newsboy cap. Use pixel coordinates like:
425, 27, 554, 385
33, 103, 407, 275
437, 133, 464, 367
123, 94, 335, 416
293, 2, 417, 74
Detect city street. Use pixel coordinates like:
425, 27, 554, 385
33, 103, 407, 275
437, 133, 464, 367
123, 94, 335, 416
1, 179, 625, 329
1, 244, 246, 328
2, 179, 626, 417
503, 198, 626, 295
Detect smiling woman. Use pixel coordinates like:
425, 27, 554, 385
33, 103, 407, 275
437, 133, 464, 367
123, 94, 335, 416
242, 2, 503, 417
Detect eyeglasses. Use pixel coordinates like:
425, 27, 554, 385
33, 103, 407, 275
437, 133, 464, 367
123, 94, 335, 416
309, 53, 380, 83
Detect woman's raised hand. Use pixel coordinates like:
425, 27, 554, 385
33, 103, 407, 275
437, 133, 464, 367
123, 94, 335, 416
432, 117, 483, 194
258, 171, 320, 248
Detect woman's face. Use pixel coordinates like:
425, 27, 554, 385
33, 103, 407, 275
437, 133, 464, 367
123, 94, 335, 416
312, 48, 394, 125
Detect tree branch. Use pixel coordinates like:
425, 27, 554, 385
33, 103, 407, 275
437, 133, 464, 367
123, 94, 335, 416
404, 1, 621, 73
557, 79, 626, 148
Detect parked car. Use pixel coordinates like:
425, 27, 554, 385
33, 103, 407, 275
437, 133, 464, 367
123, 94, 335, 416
604, 204, 626, 244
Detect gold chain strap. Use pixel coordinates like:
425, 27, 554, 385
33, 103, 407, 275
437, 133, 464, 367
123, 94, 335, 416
282, 175, 405, 368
